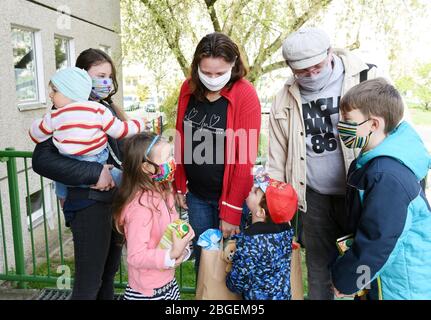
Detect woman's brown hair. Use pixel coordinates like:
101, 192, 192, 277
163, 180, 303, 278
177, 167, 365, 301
189, 32, 247, 101
112, 132, 173, 234
75, 48, 127, 120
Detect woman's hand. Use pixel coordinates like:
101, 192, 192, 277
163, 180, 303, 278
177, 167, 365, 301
170, 224, 195, 259
174, 193, 188, 210
220, 220, 240, 239
91, 164, 115, 191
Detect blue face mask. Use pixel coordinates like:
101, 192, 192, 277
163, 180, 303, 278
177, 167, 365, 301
90, 78, 113, 100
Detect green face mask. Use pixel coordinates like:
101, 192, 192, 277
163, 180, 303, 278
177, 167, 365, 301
337, 119, 372, 149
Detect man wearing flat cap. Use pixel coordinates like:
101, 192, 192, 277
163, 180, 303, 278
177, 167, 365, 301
268, 27, 381, 300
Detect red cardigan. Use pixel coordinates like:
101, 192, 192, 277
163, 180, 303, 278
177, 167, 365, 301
174, 78, 261, 226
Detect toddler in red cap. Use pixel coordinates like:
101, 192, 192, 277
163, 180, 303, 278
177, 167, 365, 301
226, 166, 298, 300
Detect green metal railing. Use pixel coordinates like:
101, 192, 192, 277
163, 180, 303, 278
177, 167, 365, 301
0, 146, 195, 295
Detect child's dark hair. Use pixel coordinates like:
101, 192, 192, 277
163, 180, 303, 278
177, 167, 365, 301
112, 132, 173, 234
259, 194, 274, 224
340, 77, 404, 133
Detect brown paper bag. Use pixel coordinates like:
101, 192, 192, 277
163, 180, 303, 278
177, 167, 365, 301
195, 246, 242, 300
290, 240, 304, 300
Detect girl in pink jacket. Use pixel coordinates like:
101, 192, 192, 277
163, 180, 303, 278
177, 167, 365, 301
113, 133, 195, 300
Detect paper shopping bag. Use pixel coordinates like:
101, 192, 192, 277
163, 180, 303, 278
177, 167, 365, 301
290, 240, 304, 300
195, 247, 241, 300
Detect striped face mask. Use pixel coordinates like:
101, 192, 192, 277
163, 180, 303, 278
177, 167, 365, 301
337, 119, 371, 149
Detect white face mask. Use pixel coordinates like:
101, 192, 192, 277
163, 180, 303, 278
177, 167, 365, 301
198, 65, 232, 92
296, 61, 332, 92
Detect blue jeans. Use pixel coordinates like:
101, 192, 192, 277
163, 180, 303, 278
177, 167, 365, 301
186, 192, 249, 272
186, 192, 220, 273
55, 148, 122, 199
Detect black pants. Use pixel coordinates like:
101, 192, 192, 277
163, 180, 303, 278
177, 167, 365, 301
300, 188, 347, 300
69, 202, 123, 300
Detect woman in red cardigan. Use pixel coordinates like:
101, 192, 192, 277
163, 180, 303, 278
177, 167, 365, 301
173, 32, 261, 270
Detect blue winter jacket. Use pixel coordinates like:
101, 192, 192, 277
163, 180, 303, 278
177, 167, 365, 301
226, 222, 294, 300
331, 121, 431, 300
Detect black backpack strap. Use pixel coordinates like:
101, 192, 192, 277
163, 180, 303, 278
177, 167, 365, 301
359, 63, 377, 83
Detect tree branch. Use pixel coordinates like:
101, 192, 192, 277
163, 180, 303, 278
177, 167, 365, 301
261, 60, 287, 74
242, 1, 266, 45
140, 0, 189, 76
204, 0, 221, 32
247, 61, 287, 83
221, 0, 250, 36
249, 0, 333, 82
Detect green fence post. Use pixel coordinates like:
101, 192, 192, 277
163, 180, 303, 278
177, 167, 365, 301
5, 147, 26, 288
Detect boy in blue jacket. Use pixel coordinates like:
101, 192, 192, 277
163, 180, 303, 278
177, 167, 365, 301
226, 168, 298, 300
332, 77, 431, 300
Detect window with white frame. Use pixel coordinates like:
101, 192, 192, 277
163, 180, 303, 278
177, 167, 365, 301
26, 183, 55, 230
11, 26, 45, 107
54, 36, 72, 70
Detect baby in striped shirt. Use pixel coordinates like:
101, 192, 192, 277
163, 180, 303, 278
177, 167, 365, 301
29, 67, 147, 201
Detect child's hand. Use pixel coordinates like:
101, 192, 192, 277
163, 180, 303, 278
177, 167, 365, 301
170, 224, 195, 259
332, 285, 355, 298
174, 246, 191, 267
143, 118, 153, 131
333, 287, 344, 298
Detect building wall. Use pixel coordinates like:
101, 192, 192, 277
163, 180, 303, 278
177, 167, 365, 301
0, 0, 123, 151
0, 0, 122, 274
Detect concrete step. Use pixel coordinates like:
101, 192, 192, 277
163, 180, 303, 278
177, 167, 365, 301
0, 288, 40, 300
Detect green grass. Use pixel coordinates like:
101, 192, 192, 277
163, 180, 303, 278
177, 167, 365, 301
24, 258, 75, 290
14, 254, 307, 300
409, 106, 431, 126
300, 249, 308, 297
175, 260, 197, 300
15, 257, 197, 299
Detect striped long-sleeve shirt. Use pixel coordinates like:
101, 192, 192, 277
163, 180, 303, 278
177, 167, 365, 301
29, 101, 145, 156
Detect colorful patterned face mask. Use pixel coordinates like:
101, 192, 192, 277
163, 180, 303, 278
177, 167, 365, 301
253, 165, 270, 192
90, 78, 113, 100
337, 119, 371, 149
151, 157, 176, 182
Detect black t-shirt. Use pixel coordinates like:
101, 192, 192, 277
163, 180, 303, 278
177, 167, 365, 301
183, 95, 228, 200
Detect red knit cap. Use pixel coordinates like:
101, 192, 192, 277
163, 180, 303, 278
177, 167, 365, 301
266, 179, 298, 224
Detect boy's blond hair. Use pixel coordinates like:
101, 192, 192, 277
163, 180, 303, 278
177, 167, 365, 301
340, 77, 404, 133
